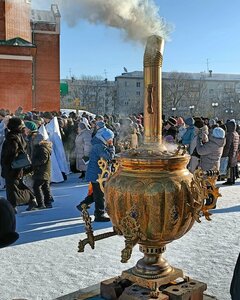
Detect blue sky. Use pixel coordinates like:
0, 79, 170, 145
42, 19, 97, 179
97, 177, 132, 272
32, 0, 240, 80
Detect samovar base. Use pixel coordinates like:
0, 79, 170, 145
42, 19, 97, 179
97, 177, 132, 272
121, 267, 183, 291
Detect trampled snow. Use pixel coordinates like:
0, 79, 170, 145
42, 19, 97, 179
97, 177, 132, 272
0, 174, 239, 300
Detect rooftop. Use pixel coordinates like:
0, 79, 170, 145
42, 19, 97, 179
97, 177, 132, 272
31, 9, 56, 24
115, 71, 240, 81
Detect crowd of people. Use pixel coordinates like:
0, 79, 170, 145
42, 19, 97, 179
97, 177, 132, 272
0, 107, 239, 298
0, 107, 239, 218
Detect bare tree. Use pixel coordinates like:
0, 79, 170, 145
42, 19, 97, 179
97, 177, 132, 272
218, 84, 240, 120
65, 75, 116, 114
188, 76, 208, 116
163, 72, 193, 115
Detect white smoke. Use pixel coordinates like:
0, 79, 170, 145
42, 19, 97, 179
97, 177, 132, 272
32, 0, 172, 43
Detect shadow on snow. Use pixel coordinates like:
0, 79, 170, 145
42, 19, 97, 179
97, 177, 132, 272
5, 175, 113, 246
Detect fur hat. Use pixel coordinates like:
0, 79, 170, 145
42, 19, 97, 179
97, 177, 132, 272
167, 117, 177, 127
0, 198, 19, 248
24, 121, 38, 132
194, 117, 204, 129
7, 117, 25, 132
212, 127, 225, 139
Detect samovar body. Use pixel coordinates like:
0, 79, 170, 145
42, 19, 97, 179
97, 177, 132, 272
105, 153, 195, 280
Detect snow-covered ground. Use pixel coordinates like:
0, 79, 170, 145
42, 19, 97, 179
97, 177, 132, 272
0, 173, 239, 300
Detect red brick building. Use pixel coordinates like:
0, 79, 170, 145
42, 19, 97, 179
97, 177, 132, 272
0, 0, 60, 112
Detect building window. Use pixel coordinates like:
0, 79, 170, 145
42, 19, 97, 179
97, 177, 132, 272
136, 91, 141, 96
136, 82, 141, 87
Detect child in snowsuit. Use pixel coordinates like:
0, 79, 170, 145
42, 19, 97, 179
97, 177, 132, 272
32, 134, 53, 209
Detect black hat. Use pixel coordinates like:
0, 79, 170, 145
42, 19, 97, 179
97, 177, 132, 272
0, 198, 19, 248
167, 117, 177, 127
194, 117, 204, 129
7, 117, 25, 132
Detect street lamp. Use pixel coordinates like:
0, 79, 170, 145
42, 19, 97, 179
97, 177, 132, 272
189, 105, 194, 115
171, 107, 176, 115
212, 102, 218, 118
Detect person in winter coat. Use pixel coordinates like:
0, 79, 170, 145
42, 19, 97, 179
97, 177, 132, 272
163, 117, 177, 140
85, 127, 115, 222
196, 127, 225, 171
222, 120, 239, 185
24, 121, 39, 158
0, 114, 10, 189
31, 134, 53, 209
75, 122, 92, 180
176, 117, 187, 143
0, 197, 19, 248
187, 118, 205, 173
181, 117, 195, 148
1, 117, 37, 213
230, 253, 240, 300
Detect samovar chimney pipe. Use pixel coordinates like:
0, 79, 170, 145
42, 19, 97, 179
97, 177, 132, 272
144, 35, 164, 145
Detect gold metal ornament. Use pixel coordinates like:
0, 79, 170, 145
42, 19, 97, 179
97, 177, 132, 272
78, 204, 117, 253
97, 158, 119, 193
78, 35, 221, 295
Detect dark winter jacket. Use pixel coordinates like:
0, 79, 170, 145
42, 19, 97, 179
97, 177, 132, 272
196, 134, 225, 171
1, 132, 27, 179
32, 141, 52, 181
85, 136, 115, 183
222, 121, 239, 167
230, 253, 240, 300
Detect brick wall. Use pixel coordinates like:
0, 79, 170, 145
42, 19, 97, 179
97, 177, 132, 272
0, 58, 33, 112
0, 2, 6, 40
5, 0, 32, 42
34, 32, 60, 111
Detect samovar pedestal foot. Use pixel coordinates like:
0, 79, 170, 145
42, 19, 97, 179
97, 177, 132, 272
121, 267, 184, 291
101, 276, 209, 300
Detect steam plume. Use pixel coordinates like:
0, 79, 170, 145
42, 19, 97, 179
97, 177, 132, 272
32, 0, 171, 43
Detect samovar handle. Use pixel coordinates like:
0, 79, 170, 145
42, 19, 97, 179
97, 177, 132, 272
97, 158, 119, 193
190, 168, 221, 221
78, 204, 117, 252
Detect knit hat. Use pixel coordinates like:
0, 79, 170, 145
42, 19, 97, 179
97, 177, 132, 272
0, 198, 19, 248
96, 121, 105, 128
101, 128, 114, 141
24, 121, 38, 132
184, 117, 194, 126
212, 127, 225, 139
167, 117, 177, 127
164, 135, 174, 143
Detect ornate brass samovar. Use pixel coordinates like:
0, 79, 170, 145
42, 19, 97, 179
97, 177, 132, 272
78, 35, 220, 298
